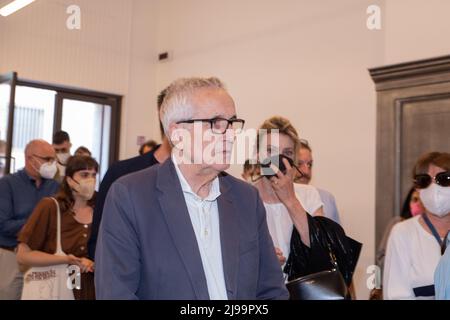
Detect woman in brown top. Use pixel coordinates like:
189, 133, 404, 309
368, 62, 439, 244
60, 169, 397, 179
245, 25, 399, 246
17, 156, 98, 300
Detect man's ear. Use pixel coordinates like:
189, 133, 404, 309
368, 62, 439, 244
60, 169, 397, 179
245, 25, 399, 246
26, 154, 35, 163
168, 122, 179, 144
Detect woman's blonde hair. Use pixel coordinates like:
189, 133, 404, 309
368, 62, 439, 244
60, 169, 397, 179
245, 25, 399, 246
257, 116, 300, 163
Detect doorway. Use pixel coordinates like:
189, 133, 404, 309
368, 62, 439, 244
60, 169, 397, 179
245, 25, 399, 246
0, 72, 122, 179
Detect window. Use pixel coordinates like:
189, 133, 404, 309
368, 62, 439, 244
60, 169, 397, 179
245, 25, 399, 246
0, 72, 122, 179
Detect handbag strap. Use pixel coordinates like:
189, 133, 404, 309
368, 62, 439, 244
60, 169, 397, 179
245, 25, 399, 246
50, 197, 64, 255
326, 242, 338, 269
286, 218, 339, 279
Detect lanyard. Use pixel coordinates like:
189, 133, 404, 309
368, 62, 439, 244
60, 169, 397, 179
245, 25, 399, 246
422, 214, 448, 255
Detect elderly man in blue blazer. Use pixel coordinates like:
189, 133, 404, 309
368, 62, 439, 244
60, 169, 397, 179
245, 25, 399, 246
95, 77, 288, 300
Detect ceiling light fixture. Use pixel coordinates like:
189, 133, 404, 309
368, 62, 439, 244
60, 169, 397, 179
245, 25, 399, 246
0, 0, 35, 17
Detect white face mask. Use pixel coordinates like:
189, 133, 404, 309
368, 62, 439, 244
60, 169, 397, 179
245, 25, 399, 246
39, 161, 58, 179
56, 152, 71, 165
419, 183, 450, 217
69, 177, 96, 201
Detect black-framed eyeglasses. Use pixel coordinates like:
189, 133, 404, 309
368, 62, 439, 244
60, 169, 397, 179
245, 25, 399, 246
414, 171, 450, 189
176, 117, 245, 134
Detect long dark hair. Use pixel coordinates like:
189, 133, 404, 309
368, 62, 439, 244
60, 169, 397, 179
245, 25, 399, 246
55, 155, 99, 213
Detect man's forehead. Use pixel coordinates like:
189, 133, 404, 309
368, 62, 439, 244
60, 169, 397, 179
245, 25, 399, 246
191, 88, 235, 115
40, 145, 56, 155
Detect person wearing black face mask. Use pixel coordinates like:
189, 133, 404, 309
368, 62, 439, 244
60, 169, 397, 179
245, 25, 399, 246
253, 116, 361, 300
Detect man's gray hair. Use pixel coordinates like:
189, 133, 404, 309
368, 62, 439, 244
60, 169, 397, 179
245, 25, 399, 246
159, 77, 226, 136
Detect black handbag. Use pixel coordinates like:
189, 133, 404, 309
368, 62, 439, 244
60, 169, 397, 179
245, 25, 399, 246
286, 268, 348, 300
285, 243, 348, 300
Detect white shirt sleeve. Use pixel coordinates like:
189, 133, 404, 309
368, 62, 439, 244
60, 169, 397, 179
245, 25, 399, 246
294, 184, 324, 214
383, 223, 415, 300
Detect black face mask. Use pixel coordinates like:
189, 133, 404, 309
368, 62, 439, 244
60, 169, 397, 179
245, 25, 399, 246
260, 154, 303, 178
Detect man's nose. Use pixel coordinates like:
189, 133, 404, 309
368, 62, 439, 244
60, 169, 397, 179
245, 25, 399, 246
224, 128, 236, 141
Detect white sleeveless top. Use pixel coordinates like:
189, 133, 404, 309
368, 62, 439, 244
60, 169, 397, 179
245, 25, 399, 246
264, 184, 323, 263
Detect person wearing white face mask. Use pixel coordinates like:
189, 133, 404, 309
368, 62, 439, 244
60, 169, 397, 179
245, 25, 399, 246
384, 152, 450, 300
17, 155, 98, 300
52, 131, 72, 183
0, 139, 60, 299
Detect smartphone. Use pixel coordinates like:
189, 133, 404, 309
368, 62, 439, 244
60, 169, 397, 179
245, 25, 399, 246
260, 154, 295, 178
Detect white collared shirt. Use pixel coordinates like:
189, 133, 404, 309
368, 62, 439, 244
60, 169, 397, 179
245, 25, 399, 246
384, 215, 441, 300
172, 154, 228, 300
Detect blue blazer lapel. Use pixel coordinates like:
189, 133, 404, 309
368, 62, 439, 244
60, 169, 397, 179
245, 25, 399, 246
156, 159, 210, 300
217, 175, 240, 300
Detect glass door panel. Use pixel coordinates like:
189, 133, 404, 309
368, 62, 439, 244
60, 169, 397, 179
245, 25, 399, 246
60, 98, 112, 180
11, 86, 56, 172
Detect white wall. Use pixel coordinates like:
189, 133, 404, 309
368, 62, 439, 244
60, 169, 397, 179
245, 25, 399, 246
385, 0, 450, 65
0, 0, 159, 158
155, 0, 384, 299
